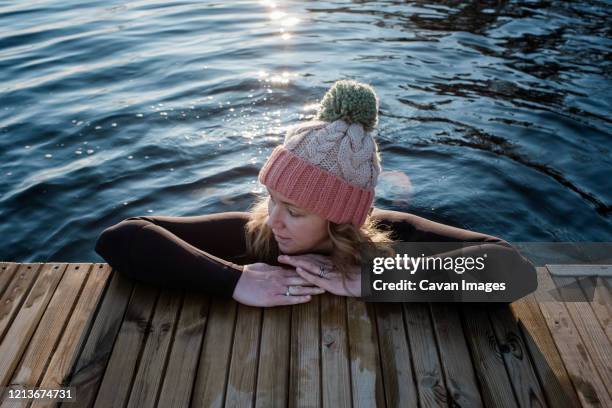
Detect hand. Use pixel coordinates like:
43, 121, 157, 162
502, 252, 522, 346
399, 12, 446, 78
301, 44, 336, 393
232, 262, 326, 307
277, 254, 362, 297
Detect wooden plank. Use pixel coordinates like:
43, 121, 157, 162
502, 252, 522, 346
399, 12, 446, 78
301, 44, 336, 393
320, 294, 351, 408
0, 263, 19, 299
4, 264, 91, 404
93, 284, 159, 407
429, 303, 483, 408
60, 270, 133, 408
289, 297, 320, 408
0, 263, 43, 344
0, 263, 65, 387
488, 305, 548, 407
510, 292, 582, 408
461, 304, 518, 408
255, 305, 290, 408
534, 267, 611, 407
289, 296, 321, 407
31, 263, 112, 408
191, 297, 237, 408
375, 303, 417, 407
157, 292, 210, 408
403, 303, 447, 407
226, 304, 263, 407
127, 289, 183, 408
546, 267, 612, 400
347, 298, 384, 408
547, 264, 612, 277
578, 276, 611, 341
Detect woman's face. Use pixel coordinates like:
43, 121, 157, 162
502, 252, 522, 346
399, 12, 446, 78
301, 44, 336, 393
265, 187, 332, 255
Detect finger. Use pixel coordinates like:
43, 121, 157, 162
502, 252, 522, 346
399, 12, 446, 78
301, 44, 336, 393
279, 254, 333, 269
306, 254, 335, 264
300, 257, 335, 275
296, 263, 338, 280
316, 271, 341, 280
279, 256, 319, 275
285, 253, 332, 263
280, 269, 301, 278
277, 256, 300, 268
288, 286, 326, 296
282, 277, 311, 286
296, 267, 332, 291
273, 294, 312, 306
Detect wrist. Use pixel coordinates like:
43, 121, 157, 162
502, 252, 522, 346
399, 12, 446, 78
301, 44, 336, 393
231, 266, 246, 300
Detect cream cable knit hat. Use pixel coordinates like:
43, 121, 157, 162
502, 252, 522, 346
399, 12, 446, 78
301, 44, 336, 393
258, 80, 382, 227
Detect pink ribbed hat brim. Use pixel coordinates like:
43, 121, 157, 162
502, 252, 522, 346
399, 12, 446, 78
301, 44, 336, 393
258, 146, 374, 227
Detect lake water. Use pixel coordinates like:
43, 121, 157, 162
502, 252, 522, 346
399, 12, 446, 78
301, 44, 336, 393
1, 0, 610, 262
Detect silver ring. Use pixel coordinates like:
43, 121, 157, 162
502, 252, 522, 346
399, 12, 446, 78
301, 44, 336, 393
285, 286, 292, 296
319, 265, 327, 278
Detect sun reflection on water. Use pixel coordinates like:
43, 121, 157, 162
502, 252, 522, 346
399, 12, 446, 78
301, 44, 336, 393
260, 1, 300, 41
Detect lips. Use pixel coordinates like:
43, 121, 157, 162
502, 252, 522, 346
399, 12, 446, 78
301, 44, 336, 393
274, 233, 290, 241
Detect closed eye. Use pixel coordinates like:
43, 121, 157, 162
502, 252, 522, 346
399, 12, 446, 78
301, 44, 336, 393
270, 196, 301, 217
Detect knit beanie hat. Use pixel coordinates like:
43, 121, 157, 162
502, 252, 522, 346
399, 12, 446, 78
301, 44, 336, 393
258, 80, 382, 227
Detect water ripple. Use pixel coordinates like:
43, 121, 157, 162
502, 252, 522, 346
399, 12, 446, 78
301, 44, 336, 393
1, 0, 611, 262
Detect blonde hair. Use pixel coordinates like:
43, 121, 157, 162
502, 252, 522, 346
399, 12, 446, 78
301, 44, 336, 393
243, 193, 396, 280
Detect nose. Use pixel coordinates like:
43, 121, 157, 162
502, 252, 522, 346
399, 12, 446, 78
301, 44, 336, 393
266, 202, 284, 230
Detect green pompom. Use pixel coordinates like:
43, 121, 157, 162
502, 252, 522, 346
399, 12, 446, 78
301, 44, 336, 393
317, 80, 379, 130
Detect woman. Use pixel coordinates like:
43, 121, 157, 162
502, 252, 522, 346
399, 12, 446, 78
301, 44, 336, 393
95, 80, 536, 307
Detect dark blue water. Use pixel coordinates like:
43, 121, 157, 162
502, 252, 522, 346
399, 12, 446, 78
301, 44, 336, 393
1, 1, 611, 262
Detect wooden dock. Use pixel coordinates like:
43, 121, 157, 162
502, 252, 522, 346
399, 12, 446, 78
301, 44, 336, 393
0, 262, 610, 407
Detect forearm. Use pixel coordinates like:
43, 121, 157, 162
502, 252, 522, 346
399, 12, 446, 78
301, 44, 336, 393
94, 217, 243, 298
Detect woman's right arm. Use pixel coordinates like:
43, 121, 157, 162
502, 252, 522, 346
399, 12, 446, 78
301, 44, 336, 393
94, 212, 322, 305
94, 214, 246, 297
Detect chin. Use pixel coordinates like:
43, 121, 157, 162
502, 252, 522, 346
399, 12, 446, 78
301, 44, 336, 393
279, 246, 295, 254
278, 244, 300, 255
277, 241, 291, 252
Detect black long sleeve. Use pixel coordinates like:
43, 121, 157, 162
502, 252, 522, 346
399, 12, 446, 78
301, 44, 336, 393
94, 207, 536, 301
370, 208, 538, 302
94, 212, 253, 298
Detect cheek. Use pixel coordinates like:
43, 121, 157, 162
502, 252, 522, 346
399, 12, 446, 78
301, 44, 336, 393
291, 218, 327, 243
284, 218, 305, 237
